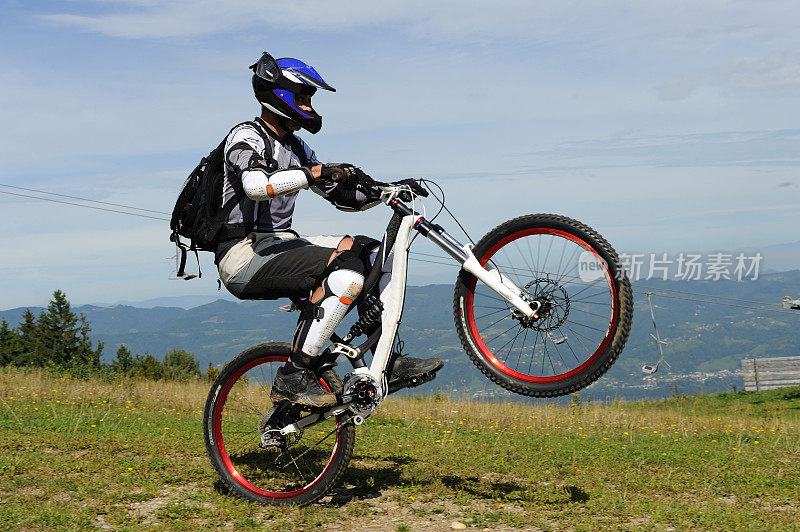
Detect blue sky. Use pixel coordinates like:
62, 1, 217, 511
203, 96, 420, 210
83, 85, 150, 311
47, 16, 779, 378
1, 1, 800, 309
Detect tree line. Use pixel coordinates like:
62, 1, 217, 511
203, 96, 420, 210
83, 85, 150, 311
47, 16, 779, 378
0, 290, 208, 381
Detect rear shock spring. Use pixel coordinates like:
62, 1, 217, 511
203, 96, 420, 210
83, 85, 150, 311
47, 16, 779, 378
347, 295, 384, 339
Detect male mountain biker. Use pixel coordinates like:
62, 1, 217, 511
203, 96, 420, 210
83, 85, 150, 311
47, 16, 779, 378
216, 52, 443, 407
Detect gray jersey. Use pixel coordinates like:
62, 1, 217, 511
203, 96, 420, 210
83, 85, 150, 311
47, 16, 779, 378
222, 119, 319, 233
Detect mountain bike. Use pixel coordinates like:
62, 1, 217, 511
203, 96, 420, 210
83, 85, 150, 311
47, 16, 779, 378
203, 179, 633, 505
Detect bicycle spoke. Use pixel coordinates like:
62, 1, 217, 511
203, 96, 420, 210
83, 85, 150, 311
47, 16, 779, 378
556, 246, 582, 282
569, 307, 613, 320
283, 447, 307, 483
475, 308, 511, 320
570, 290, 612, 302
209, 352, 351, 501
556, 326, 582, 363
550, 334, 569, 369
514, 327, 531, 371
562, 323, 602, 347
463, 224, 621, 384
282, 425, 340, 472
569, 299, 614, 307
485, 323, 523, 345
501, 328, 525, 363
554, 237, 567, 282
542, 234, 555, 269
481, 313, 514, 331
568, 283, 608, 301
569, 321, 607, 333
513, 239, 537, 281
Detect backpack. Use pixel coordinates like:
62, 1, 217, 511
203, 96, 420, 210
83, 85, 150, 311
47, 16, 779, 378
170, 121, 267, 279
170, 120, 310, 279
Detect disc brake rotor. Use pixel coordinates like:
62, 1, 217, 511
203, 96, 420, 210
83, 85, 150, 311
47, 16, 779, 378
513, 277, 570, 331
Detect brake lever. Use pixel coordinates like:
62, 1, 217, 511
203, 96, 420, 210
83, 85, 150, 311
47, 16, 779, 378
394, 178, 429, 198
374, 178, 429, 202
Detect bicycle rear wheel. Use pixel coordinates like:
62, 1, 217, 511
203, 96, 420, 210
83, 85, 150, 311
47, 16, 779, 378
203, 343, 354, 505
454, 214, 632, 397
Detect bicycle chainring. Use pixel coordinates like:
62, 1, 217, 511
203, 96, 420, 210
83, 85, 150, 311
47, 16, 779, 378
342, 373, 383, 417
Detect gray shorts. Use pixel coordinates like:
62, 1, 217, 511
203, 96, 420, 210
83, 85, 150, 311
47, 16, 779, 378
218, 233, 343, 300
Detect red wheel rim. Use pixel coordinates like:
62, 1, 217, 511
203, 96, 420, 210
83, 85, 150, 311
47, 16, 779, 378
464, 228, 618, 383
212, 355, 339, 498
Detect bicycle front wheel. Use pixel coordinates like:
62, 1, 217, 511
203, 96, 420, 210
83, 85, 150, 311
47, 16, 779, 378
454, 214, 633, 397
203, 343, 355, 505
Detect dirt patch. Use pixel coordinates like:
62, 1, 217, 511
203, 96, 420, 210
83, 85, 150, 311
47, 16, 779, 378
321, 488, 544, 531
17, 486, 46, 499
125, 483, 199, 526
49, 492, 76, 504
759, 500, 798, 513
717, 495, 737, 506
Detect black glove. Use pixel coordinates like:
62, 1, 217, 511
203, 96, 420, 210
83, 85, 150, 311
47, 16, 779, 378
326, 181, 381, 212
321, 163, 374, 188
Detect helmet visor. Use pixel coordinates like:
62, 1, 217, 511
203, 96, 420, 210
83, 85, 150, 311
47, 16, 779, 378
251, 52, 333, 97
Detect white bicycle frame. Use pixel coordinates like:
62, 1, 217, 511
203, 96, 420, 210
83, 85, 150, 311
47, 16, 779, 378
278, 183, 541, 434
350, 184, 539, 397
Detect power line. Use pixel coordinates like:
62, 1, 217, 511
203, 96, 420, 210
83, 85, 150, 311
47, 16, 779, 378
409, 256, 455, 268
408, 252, 797, 316
0, 190, 169, 222
408, 252, 798, 315
2, 181, 797, 318
0, 182, 171, 215
633, 289, 799, 316
635, 282, 787, 309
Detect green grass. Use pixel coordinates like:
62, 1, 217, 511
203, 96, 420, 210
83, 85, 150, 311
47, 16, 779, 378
1, 368, 799, 530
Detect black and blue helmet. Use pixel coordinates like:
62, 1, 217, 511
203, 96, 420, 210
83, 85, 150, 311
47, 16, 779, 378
250, 52, 335, 134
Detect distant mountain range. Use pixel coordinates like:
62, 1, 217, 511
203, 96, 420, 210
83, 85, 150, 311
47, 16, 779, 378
4, 271, 800, 401
97, 294, 239, 309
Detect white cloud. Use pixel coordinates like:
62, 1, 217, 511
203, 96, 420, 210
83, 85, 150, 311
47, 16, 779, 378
655, 77, 699, 101
656, 52, 800, 101
40, 1, 413, 39
39, 1, 799, 44
712, 53, 800, 97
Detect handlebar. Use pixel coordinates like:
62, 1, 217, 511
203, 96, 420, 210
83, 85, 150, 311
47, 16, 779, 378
373, 178, 428, 202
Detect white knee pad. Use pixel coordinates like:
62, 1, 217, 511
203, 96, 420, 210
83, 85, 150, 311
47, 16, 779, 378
294, 269, 364, 358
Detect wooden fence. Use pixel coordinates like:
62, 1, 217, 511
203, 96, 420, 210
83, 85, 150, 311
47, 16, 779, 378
741, 356, 800, 391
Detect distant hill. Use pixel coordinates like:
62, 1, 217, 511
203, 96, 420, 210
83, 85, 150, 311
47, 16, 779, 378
106, 294, 239, 309
4, 272, 800, 400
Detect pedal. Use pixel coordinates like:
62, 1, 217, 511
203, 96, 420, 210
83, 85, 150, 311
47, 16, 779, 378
388, 370, 438, 395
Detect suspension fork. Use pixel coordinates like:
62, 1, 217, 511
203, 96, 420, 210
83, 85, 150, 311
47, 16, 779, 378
388, 200, 540, 318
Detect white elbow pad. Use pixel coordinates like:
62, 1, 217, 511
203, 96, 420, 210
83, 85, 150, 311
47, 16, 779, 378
242, 169, 310, 200
267, 169, 310, 198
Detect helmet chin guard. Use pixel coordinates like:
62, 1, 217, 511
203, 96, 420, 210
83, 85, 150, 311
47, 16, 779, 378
250, 52, 335, 134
